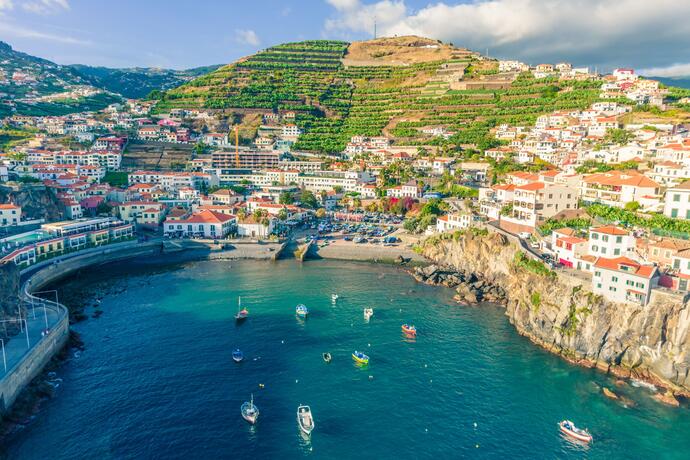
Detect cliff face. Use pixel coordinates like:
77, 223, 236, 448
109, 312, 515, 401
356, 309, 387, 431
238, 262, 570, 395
0, 184, 64, 222
419, 231, 690, 395
0, 262, 21, 330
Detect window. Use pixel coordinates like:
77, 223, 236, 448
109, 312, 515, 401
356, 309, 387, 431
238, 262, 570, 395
672, 209, 679, 218
612, 276, 619, 282
674, 194, 681, 202
614, 249, 620, 256
601, 247, 607, 254
595, 271, 601, 277
616, 236, 622, 243
673, 259, 680, 269
609, 286, 617, 292
687, 210, 690, 219
636, 282, 645, 289
653, 248, 659, 256
602, 235, 609, 242
626, 280, 634, 286
592, 245, 599, 252
597, 283, 602, 288
592, 233, 599, 240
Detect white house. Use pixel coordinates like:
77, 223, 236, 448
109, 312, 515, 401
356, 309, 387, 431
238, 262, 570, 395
236, 217, 275, 238
588, 225, 635, 259
163, 210, 236, 238
551, 228, 588, 268
436, 212, 471, 232
593, 256, 657, 305
663, 180, 690, 219
386, 181, 420, 199
0, 203, 21, 227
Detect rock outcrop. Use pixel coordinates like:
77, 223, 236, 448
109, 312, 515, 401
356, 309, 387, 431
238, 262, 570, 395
0, 184, 64, 222
415, 230, 690, 397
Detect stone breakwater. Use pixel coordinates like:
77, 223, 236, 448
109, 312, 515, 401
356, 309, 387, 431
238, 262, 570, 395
411, 263, 507, 304
411, 231, 690, 404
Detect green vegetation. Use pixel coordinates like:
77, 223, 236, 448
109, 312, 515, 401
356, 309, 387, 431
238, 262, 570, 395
585, 203, 690, 236
299, 189, 318, 209
0, 128, 35, 152
403, 198, 448, 234
513, 251, 556, 278
575, 160, 639, 174
103, 171, 129, 187
158, 40, 623, 154
538, 217, 592, 236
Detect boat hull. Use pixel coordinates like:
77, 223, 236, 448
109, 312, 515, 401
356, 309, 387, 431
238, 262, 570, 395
559, 422, 592, 443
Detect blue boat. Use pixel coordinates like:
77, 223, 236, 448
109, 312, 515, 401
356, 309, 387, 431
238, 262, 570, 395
232, 349, 244, 363
352, 350, 369, 364
296, 304, 309, 317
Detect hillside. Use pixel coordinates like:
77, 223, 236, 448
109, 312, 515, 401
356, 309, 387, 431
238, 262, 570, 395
155, 36, 624, 153
0, 41, 219, 116
69, 64, 222, 99
0, 41, 122, 117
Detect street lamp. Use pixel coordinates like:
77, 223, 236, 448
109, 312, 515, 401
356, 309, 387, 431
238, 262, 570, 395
0, 339, 6, 373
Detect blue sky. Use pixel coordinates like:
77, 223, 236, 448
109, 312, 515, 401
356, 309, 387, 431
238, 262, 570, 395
0, 0, 689, 75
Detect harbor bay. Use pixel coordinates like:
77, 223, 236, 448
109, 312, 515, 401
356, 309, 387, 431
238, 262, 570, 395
4, 258, 690, 459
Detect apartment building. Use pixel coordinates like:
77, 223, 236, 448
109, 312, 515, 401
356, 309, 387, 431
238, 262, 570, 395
500, 182, 578, 233
580, 171, 660, 208
0, 203, 21, 227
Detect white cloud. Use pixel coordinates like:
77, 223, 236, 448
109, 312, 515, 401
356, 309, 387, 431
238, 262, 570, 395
0, 0, 14, 11
21, 0, 69, 15
234, 29, 260, 47
639, 63, 690, 77
0, 19, 89, 45
324, 0, 690, 70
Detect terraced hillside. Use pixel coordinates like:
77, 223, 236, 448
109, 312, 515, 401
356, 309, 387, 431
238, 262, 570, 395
155, 37, 626, 153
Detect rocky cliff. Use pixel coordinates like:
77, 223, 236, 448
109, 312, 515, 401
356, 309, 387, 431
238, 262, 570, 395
415, 230, 690, 401
0, 262, 21, 335
0, 184, 64, 222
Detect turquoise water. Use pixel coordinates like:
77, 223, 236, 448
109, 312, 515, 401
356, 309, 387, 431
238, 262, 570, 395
4, 259, 690, 459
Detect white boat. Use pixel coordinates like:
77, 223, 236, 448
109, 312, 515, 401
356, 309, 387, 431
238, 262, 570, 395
241, 394, 259, 425
558, 420, 592, 443
296, 304, 309, 317
364, 307, 373, 320
297, 405, 314, 435
331, 294, 339, 302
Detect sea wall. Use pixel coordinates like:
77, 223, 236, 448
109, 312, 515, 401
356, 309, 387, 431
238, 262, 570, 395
0, 241, 163, 414
416, 230, 690, 399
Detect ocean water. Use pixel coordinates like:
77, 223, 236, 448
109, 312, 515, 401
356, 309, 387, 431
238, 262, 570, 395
4, 259, 690, 459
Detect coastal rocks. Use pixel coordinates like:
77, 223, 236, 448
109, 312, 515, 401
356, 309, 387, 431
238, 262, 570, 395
602, 387, 619, 400
411, 264, 507, 304
654, 391, 680, 407
416, 230, 690, 401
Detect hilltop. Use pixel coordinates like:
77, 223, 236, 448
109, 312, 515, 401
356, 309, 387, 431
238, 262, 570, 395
155, 36, 636, 153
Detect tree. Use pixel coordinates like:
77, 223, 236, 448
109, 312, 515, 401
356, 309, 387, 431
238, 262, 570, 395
237, 208, 247, 222
605, 128, 634, 145
278, 208, 288, 221
624, 201, 641, 212
300, 189, 318, 209
193, 141, 209, 156
96, 202, 112, 216
279, 191, 294, 205
315, 208, 326, 219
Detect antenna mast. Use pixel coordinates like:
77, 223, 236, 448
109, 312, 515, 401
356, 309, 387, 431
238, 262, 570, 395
374, 18, 377, 39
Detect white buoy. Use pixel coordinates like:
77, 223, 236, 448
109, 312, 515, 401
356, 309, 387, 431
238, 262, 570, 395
281, 340, 285, 344
295, 379, 299, 383
473, 422, 477, 428
424, 364, 427, 368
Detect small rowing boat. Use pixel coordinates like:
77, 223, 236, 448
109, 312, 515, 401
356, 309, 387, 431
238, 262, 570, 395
558, 420, 592, 443
232, 349, 244, 363
296, 304, 309, 318
241, 394, 259, 424
352, 350, 369, 364
402, 324, 417, 335
322, 352, 332, 363
364, 307, 373, 320
297, 405, 315, 435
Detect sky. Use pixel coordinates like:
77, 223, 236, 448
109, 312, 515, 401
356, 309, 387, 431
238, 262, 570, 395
0, 0, 689, 76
